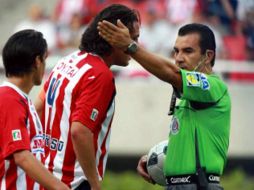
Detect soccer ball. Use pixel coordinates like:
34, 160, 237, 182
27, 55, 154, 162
146, 140, 168, 186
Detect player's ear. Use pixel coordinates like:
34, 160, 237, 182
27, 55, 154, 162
34, 55, 42, 70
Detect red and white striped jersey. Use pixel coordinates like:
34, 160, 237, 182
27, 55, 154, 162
41, 51, 116, 189
0, 82, 44, 190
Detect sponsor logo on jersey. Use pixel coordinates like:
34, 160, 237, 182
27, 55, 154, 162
12, 129, 22, 141
170, 176, 191, 184
31, 134, 45, 154
90, 108, 99, 121
208, 175, 220, 182
43, 134, 64, 152
170, 117, 180, 135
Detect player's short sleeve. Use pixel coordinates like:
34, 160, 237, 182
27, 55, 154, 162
0, 97, 31, 159
180, 69, 227, 103
71, 69, 115, 132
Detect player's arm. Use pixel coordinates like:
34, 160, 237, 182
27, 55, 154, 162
97, 20, 182, 91
13, 150, 70, 190
34, 88, 45, 119
71, 121, 101, 190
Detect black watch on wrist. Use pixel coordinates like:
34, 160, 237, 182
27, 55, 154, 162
124, 41, 138, 54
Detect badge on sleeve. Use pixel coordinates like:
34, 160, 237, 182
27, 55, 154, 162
90, 108, 99, 121
12, 129, 22, 141
186, 72, 210, 90
200, 74, 210, 90
186, 72, 201, 87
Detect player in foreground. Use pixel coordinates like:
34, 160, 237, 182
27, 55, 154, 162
98, 20, 231, 190
35, 4, 140, 190
0, 29, 70, 190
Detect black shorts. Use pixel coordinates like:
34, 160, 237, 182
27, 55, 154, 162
75, 180, 91, 190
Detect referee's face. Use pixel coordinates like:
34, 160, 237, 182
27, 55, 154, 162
173, 33, 204, 72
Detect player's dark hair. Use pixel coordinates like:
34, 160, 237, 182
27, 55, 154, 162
2, 29, 47, 77
178, 23, 216, 67
79, 4, 139, 56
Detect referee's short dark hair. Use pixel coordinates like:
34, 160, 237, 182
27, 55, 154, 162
2, 29, 47, 77
79, 4, 140, 57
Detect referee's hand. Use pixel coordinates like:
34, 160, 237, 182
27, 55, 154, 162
136, 155, 155, 184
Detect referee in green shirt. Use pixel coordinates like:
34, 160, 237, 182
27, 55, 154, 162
98, 20, 231, 190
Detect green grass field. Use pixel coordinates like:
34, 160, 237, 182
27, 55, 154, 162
102, 169, 254, 190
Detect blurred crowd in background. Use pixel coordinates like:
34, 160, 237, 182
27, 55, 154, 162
1, 0, 252, 82
11, 0, 254, 61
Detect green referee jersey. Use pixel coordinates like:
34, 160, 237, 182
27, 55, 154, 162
164, 69, 231, 176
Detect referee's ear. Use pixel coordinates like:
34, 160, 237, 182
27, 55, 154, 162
204, 50, 214, 66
